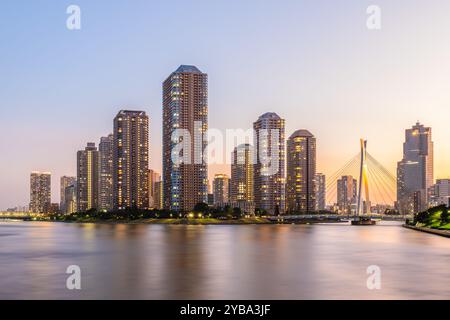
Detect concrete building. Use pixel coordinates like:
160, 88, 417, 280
213, 174, 230, 205
428, 179, 450, 207
113, 110, 149, 210
148, 169, 161, 209
231, 144, 254, 202
315, 173, 326, 211
163, 65, 208, 211
337, 175, 357, 214
253, 112, 285, 215
64, 183, 77, 214
77, 143, 99, 212
29, 171, 51, 213
286, 130, 316, 213
60, 176, 76, 213
397, 122, 434, 214
153, 180, 163, 210
99, 134, 114, 211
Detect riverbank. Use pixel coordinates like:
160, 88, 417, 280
26, 216, 349, 225
403, 224, 450, 238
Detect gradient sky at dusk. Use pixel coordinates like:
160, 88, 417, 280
1, 0, 450, 209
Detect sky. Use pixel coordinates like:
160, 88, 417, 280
1, 0, 450, 209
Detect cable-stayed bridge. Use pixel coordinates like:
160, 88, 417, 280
325, 139, 397, 215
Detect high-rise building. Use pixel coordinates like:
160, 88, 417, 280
99, 134, 114, 211
397, 122, 434, 214
231, 144, 254, 202
113, 110, 149, 210
60, 176, 76, 213
286, 130, 316, 213
148, 169, 161, 208
29, 171, 51, 213
77, 142, 99, 212
213, 174, 230, 205
315, 173, 326, 211
428, 179, 450, 207
153, 181, 163, 210
163, 65, 208, 211
254, 112, 285, 215
337, 175, 357, 214
64, 183, 77, 214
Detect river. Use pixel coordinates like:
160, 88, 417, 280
1, 221, 449, 299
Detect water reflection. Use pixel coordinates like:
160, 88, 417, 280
1, 221, 450, 299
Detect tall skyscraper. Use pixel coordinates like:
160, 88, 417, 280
315, 173, 326, 211
29, 171, 51, 213
337, 175, 357, 214
397, 122, 434, 214
254, 112, 285, 214
113, 110, 149, 210
148, 169, 161, 209
163, 65, 208, 211
99, 134, 114, 211
231, 144, 254, 202
286, 130, 316, 213
60, 176, 76, 213
77, 142, 99, 212
213, 174, 230, 205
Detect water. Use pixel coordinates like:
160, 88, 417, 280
1, 221, 450, 299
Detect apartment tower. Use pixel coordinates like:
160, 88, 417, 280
163, 65, 208, 211
113, 110, 149, 210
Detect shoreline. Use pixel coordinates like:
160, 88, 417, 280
3, 217, 350, 226
403, 224, 450, 238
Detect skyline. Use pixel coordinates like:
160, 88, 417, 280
2, 1, 450, 208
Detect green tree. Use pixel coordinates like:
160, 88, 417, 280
193, 202, 209, 214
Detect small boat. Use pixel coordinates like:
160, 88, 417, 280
351, 217, 376, 226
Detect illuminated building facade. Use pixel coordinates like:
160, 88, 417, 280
254, 112, 285, 214
77, 142, 99, 212
286, 130, 316, 213
113, 110, 149, 210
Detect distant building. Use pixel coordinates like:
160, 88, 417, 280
113, 110, 149, 210
397, 122, 434, 214
315, 173, 326, 211
254, 112, 286, 215
215, 201, 255, 216
163, 65, 208, 211
153, 181, 163, 210
286, 130, 316, 213
231, 144, 254, 202
213, 174, 230, 205
60, 176, 76, 213
29, 171, 51, 213
99, 134, 114, 211
77, 142, 99, 212
64, 183, 77, 214
49, 203, 60, 214
207, 193, 214, 206
337, 176, 357, 214
428, 179, 450, 207
148, 170, 161, 209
